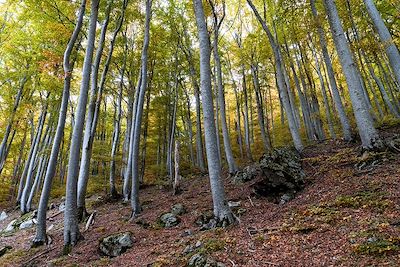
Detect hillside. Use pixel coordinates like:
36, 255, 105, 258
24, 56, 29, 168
1, 126, 399, 267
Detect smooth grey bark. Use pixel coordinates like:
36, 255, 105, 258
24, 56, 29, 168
0, 78, 25, 175
193, 0, 234, 223
129, 0, 152, 218
225, 54, 243, 158
310, 0, 352, 141
181, 38, 206, 172
210, 0, 238, 174
20, 103, 48, 214
213, 68, 222, 164
168, 69, 179, 183
76, 0, 114, 220
26, 129, 53, 212
182, 84, 195, 165
64, 0, 99, 248
247, 0, 303, 151
109, 35, 127, 198
324, 0, 380, 149
241, 66, 253, 160
10, 129, 26, 201
251, 62, 271, 151
364, 0, 400, 86
173, 140, 180, 195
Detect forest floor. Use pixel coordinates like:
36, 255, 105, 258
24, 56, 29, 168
1, 126, 400, 267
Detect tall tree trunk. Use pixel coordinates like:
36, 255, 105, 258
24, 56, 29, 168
193, 0, 234, 223
323, 0, 380, 149
364, 0, 400, 86
211, 2, 238, 174
20, 102, 48, 214
109, 36, 127, 199
76, 0, 115, 220
63, 0, 99, 250
0, 78, 26, 175
310, 0, 352, 141
129, 0, 152, 218
247, 0, 303, 151
251, 61, 271, 151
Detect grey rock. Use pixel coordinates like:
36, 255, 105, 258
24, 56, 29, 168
195, 240, 203, 248
188, 253, 222, 267
253, 148, 305, 202
19, 219, 36, 229
99, 232, 134, 257
160, 213, 180, 228
171, 203, 186, 216
58, 202, 65, 212
279, 193, 294, 204
183, 245, 194, 255
188, 253, 207, 267
367, 237, 378, 243
233, 165, 260, 184
200, 218, 217, 231
0, 211, 7, 221
181, 229, 193, 237
4, 219, 17, 232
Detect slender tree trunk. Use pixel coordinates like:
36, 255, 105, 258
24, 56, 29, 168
211, 4, 238, 174
76, 0, 114, 220
310, 0, 352, 141
247, 0, 303, 151
324, 0, 380, 149
251, 62, 271, 151
63, 0, 99, 250
0, 79, 25, 174
109, 34, 128, 199
173, 140, 180, 195
364, 0, 400, 86
20, 103, 48, 214
193, 0, 234, 224
129, 0, 152, 218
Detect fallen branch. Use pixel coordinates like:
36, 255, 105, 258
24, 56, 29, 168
84, 211, 96, 232
47, 210, 63, 220
24, 247, 56, 265
247, 196, 254, 207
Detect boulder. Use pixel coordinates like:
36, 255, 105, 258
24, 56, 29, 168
99, 232, 134, 257
0, 211, 7, 221
233, 165, 260, 184
252, 147, 305, 203
159, 213, 180, 228
171, 203, 186, 216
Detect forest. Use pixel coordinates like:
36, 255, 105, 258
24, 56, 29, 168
0, 0, 399, 266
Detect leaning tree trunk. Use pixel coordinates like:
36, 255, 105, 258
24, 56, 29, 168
310, 0, 352, 141
193, 0, 234, 224
63, 0, 99, 250
324, 0, 380, 149
20, 103, 48, 214
364, 0, 400, 86
247, 0, 303, 151
0, 78, 25, 175
76, 0, 114, 220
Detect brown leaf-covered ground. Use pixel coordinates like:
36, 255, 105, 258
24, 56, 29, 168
1, 128, 400, 267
